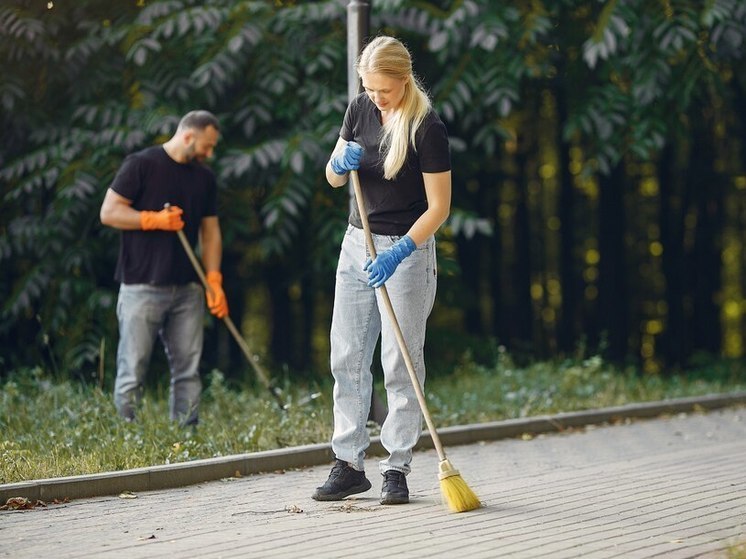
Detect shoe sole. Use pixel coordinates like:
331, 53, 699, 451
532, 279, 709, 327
311, 479, 372, 501
380, 494, 409, 505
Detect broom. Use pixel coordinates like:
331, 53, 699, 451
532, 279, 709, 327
163, 204, 287, 410
350, 170, 481, 513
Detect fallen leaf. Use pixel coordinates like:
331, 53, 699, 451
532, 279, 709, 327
119, 491, 138, 499
521, 433, 534, 441
1, 497, 47, 510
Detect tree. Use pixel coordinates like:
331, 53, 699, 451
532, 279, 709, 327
2, 0, 746, 382
0, 0, 351, 379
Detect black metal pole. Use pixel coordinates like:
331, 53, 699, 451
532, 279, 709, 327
346, 0, 370, 104
346, 1, 387, 425
346, 0, 370, 218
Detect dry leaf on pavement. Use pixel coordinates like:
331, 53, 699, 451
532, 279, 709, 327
1, 497, 47, 510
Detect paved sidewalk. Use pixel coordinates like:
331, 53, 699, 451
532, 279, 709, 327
2, 405, 745, 558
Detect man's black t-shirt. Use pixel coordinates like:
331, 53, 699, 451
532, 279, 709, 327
110, 146, 217, 285
341, 93, 451, 236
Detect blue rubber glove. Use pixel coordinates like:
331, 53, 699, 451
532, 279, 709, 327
364, 235, 417, 288
330, 141, 363, 175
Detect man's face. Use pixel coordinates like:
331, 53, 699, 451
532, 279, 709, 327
184, 125, 219, 162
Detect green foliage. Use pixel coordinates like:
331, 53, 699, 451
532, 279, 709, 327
571, 0, 746, 172
2, 0, 746, 378
0, 0, 350, 375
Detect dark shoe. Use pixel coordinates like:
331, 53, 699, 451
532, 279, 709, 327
312, 459, 372, 501
380, 469, 409, 504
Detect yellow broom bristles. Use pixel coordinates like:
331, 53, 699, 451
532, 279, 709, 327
438, 459, 481, 513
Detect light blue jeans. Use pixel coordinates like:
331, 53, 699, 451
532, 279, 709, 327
330, 225, 437, 475
114, 283, 204, 426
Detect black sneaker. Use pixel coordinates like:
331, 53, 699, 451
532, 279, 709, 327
380, 470, 409, 505
312, 459, 372, 501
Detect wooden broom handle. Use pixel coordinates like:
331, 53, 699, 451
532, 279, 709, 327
349, 170, 447, 462
164, 205, 278, 400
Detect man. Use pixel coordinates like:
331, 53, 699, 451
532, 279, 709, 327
100, 110, 228, 426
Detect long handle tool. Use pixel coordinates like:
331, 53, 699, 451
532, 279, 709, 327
165, 205, 285, 409
349, 170, 480, 512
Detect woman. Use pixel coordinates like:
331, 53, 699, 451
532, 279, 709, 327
312, 36, 451, 505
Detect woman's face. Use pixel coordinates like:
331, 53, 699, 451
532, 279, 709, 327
361, 72, 407, 113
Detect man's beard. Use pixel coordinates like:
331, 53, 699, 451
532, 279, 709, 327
184, 144, 204, 163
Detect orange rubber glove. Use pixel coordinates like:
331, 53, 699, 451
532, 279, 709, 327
140, 206, 184, 231
206, 271, 229, 319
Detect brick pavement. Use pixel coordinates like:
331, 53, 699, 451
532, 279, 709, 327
2, 406, 745, 558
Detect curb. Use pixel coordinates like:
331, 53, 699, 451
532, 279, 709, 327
3, 391, 746, 503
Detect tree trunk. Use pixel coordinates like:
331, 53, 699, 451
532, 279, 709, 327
598, 162, 629, 362
731, 78, 746, 357
658, 143, 690, 370
512, 144, 534, 351
456, 233, 484, 335
299, 270, 315, 374
554, 79, 578, 355
266, 261, 293, 368
688, 104, 723, 355
487, 168, 504, 343
732, 78, 746, 171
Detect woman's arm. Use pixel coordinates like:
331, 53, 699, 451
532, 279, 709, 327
326, 137, 351, 188
406, 170, 451, 246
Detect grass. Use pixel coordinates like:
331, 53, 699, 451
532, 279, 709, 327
2, 351, 745, 484
726, 541, 746, 559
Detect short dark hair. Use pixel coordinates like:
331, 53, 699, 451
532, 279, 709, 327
178, 110, 220, 132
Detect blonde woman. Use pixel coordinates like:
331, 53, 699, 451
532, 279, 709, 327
313, 36, 451, 505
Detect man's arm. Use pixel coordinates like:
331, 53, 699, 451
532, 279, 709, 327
200, 216, 222, 273
100, 188, 141, 229
100, 188, 184, 231
200, 216, 228, 318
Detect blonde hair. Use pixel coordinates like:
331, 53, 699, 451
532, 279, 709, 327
356, 36, 431, 180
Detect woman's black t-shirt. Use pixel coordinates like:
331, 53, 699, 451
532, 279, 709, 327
340, 92, 451, 236
110, 146, 217, 285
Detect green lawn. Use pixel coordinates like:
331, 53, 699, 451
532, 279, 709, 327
2, 352, 745, 484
